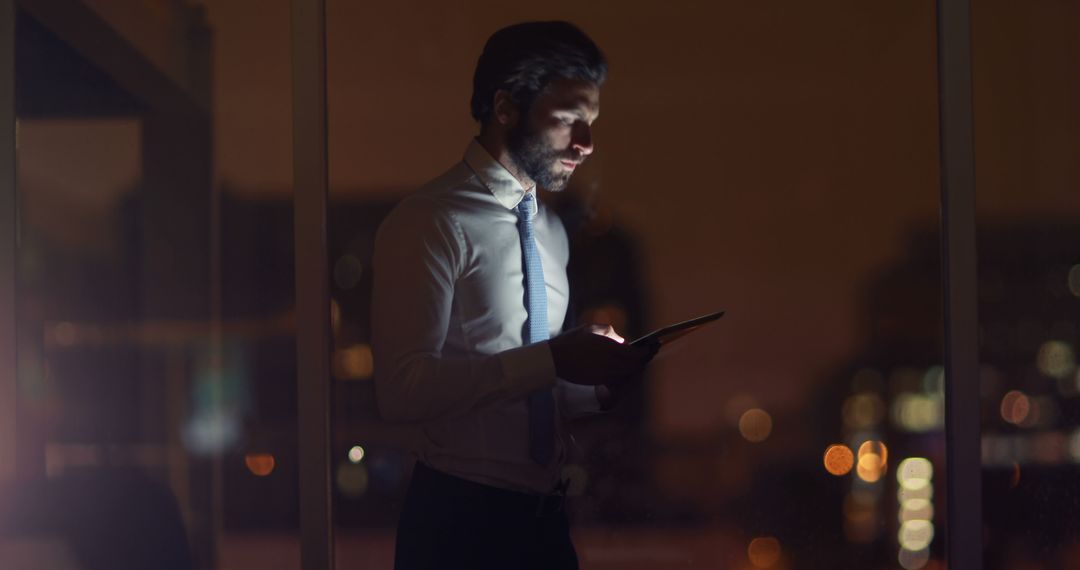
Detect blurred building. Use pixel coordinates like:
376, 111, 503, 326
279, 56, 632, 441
822, 222, 1080, 569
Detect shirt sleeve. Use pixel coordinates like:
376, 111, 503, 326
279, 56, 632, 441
372, 196, 555, 423
545, 210, 604, 419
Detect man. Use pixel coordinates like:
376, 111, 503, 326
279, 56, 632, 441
373, 21, 654, 570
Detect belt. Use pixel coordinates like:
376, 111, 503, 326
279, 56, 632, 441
536, 478, 570, 518
411, 462, 569, 519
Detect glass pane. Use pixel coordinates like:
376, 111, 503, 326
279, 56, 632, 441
974, 1, 1080, 567
1, 3, 299, 568
327, 4, 946, 569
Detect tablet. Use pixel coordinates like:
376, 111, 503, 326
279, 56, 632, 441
630, 310, 725, 347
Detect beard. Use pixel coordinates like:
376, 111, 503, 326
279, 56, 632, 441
506, 120, 579, 192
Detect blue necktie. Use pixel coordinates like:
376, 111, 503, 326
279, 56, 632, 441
517, 192, 555, 465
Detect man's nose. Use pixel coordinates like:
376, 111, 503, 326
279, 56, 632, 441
571, 124, 594, 156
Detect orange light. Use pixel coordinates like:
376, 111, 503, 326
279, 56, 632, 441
244, 453, 275, 477
856, 441, 888, 483
857, 440, 888, 467
857, 453, 883, 483
739, 408, 773, 443
824, 444, 854, 476
1000, 390, 1030, 425
747, 536, 781, 568
333, 344, 374, 380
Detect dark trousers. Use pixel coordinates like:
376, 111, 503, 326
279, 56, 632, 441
394, 462, 579, 570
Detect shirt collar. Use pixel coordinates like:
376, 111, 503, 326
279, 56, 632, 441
463, 139, 536, 215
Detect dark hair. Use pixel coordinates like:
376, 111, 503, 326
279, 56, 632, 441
470, 21, 607, 125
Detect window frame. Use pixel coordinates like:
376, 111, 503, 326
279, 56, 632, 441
291, 0, 335, 569
1, 0, 16, 488
936, 0, 982, 568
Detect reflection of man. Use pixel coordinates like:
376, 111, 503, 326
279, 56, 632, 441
373, 21, 654, 570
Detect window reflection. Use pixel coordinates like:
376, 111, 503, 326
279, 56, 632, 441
5, 2, 300, 569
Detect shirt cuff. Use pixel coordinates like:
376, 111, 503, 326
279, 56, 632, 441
559, 380, 605, 418
497, 341, 557, 394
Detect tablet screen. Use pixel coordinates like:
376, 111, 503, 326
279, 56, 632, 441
630, 310, 725, 346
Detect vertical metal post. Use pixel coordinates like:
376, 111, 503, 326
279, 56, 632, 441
291, 0, 334, 568
140, 107, 214, 566
937, 0, 982, 568
0, 0, 17, 485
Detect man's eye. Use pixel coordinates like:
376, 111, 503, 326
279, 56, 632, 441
559, 117, 575, 126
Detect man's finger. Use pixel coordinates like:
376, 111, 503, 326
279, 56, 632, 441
587, 324, 625, 344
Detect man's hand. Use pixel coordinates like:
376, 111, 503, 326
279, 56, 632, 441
548, 324, 657, 387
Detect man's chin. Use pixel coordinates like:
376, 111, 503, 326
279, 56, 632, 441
540, 174, 572, 193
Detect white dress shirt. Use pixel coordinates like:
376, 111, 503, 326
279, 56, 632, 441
372, 139, 602, 494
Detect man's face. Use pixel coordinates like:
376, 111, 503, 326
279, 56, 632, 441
507, 77, 600, 192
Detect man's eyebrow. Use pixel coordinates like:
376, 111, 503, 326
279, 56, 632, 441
557, 109, 589, 118
554, 102, 599, 120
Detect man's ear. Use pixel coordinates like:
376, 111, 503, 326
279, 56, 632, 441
493, 90, 520, 128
